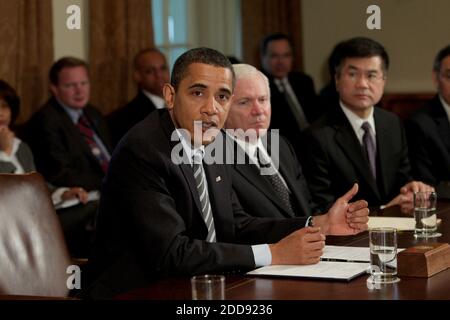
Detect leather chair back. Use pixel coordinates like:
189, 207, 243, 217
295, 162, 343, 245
0, 173, 71, 297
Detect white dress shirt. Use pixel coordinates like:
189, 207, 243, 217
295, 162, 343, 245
439, 95, 450, 123
340, 101, 376, 145
142, 89, 166, 110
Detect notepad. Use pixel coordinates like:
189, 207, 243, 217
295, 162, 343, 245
54, 190, 100, 210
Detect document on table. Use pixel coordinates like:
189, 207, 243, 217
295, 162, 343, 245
247, 261, 369, 281
322, 245, 370, 262
54, 190, 100, 210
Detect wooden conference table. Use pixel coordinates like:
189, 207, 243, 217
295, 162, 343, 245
118, 200, 450, 300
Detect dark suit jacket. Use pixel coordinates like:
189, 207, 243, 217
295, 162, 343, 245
267, 72, 320, 155
302, 105, 412, 211
87, 109, 307, 299
107, 91, 157, 147
226, 133, 316, 219
25, 97, 112, 191
406, 95, 450, 185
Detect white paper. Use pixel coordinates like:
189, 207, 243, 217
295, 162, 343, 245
322, 245, 370, 262
322, 245, 405, 263
247, 261, 370, 281
54, 190, 100, 210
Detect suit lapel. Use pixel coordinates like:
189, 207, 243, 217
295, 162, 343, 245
230, 137, 296, 218
374, 109, 392, 199
333, 108, 381, 199
432, 98, 450, 152
160, 111, 203, 216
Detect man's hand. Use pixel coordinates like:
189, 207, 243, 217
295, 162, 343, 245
61, 187, 88, 204
269, 227, 325, 265
314, 183, 369, 235
384, 181, 434, 209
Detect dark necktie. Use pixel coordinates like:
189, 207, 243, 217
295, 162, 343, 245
278, 80, 309, 131
361, 122, 377, 180
192, 151, 216, 242
255, 148, 296, 216
76, 114, 109, 174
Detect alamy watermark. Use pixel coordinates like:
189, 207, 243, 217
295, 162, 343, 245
170, 121, 280, 176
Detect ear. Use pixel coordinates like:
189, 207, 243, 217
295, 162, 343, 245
50, 84, 58, 97
163, 83, 175, 110
133, 70, 141, 84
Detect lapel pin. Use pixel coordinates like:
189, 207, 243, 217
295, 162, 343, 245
216, 176, 222, 182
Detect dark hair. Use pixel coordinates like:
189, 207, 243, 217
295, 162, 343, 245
133, 47, 166, 70
170, 47, 236, 91
260, 33, 293, 56
333, 37, 389, 75
433, 45, 450, 72
49, 57, 89, 85
0, 80, 20, 126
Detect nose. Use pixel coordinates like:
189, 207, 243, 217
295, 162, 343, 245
202, 95, 219, 115
251, 100, 264, 116
355, 74, 370, 88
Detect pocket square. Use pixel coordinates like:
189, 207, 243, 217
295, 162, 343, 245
216, 176, 222, 182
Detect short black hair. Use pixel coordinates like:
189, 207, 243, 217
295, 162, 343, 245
133, 47, 166, 70
49, 57, 89, 85
0, 80, 20, 126
333, 37, 389, 75
433, 45, 450, 72
260, 33, 293, 56
170, 47, 235, 91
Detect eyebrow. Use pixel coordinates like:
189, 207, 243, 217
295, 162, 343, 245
347, 65, 380, 73
188, 83, 207, 90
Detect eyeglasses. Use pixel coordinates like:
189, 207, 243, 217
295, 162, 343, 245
342, 71, 386, 84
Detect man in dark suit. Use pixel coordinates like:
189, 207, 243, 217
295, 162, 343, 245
406, 45, 450, 186
302, 37, 433, 212
260, 33, 320, 154
86, 48, 369, 299
108, 48, 170, 146
26, 57, 112, 192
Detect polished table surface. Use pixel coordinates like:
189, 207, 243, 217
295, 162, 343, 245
118, 200, 450, 300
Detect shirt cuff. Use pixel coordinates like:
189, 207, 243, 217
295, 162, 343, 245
51, 187, 70, 205
251, 244, 272, 267
305, 215, 313, 227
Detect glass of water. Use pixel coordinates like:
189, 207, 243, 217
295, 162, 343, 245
368, 227, 400, 284
414, 191, 441, 238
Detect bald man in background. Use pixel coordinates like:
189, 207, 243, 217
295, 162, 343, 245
108, 48, 170, 146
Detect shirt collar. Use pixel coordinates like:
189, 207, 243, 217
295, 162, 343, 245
438, 94, 450, 123
142, 89, 166, 109
225, 130, 268, 166
56, 97, 83, 123
339, 100, 376, 136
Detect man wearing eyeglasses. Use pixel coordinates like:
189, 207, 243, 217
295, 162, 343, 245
406, 45, 450, 187
301, 37, 433, 212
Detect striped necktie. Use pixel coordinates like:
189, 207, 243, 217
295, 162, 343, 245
76, 114, 109, 173
192, 151, 216, 242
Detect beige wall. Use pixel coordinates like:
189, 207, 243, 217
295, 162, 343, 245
302, 0, 450, 93
52, 0, 88, 61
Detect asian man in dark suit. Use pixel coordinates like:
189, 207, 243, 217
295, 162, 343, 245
302, 37, 433, 212
406, 45, 450, 186
86, 48, 369, 299
25, 57, 112, 192
260, 33, 320, 156
108, 48, 170, 146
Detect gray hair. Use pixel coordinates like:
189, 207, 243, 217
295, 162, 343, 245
232, 64, 270, 93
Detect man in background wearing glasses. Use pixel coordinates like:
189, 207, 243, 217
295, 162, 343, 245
406, 45, 450, 188
301, 37, 433, 213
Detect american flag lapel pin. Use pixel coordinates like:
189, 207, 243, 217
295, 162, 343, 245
216, 176, 222, 182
